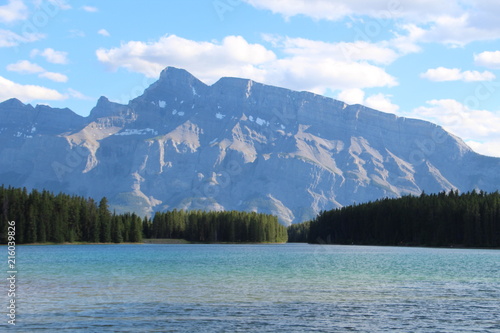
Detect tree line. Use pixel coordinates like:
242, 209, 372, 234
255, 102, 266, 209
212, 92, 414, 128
287, 221, 311, 243
290, 191, 500, 248
0, 186, 143, 244
144, 210, 288, 243
0, 185, 287, 244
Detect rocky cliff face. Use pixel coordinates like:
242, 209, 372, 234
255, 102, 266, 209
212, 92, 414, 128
1, 67, 499, 225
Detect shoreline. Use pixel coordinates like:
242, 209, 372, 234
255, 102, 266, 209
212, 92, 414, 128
2, 241, 497, 249
298, 242, 500, 250
3, 239, 288, 246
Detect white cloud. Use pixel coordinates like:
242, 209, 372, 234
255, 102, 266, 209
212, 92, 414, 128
82, 6, 98, 12
0, 29, 45, 47
420, 67, 495, 82
31, 48, 69, 64
474, 51, 500, 69
0, 0, 27, 23
365, 93, 399, 113
39, 71, 68, 83
390, 24, 425, 54
410, 99, 500, 157
7, 60, 68, 82
261, 36, 399, 91
414, 13, 500, 47
0, 76, 66, 102
268, 57, 397, 93
96, 34, 397, 96
243, 0, 354, 21
337, 88, 365, 105
266, 35, 399, 65
96, 34, 276, 81
244, 1, 500, 47
465, 140, 500, 158
243, 0, 462, 22
336, 89, 399, 113
461, 71, 496, 82
98, 29, 110, 37
242, 0, 460, 22
6, 60, 44, 74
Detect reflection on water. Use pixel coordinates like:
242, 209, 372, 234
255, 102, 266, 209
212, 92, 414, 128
3, 244, 500, 332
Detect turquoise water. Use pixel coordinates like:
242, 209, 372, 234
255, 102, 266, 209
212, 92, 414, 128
3, 244, 499, 332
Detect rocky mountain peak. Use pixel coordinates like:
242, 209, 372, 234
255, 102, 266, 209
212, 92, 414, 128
155, 66, 207, 91
159, 66, 199, 81
88, 96, 133, 121
0, 67, 499, 224
0, 99, 35, 127
0, 98, 28, 110
137, 67, 208, 105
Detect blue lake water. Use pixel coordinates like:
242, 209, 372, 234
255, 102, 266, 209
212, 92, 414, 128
2, 244, 500, 332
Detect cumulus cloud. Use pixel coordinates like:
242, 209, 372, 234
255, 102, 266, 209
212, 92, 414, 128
410, 99, 500, 157
97, 35, 276, 82
31, 48, 69, 64
420, 67, 495, 82
265, 35, 399, 65
390, 24, 425, 54
244, 0, 500, 47
337, 88, 365, 105
98, 29, 110, 37
6, 60, 44, 74
7, 60, 68, 82
0, 76, 66, 102
0, 0, 27, 23
365, 93, 399, 113
474, 51, 500, 69
466, 140, 500, 158
242, 0, 460, 22
336, 88, 399, 113
96, 34, 397, 95
268, 57, 397, 93
413, 13, 500, 47
39, 71, 68, 83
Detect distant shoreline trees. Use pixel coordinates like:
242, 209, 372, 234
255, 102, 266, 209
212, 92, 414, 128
0, 185, 287, 244
289, 191, 500, 248
144, 210, 287, 243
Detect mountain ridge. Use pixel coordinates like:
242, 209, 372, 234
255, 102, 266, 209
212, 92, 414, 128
0, 67, 498, 225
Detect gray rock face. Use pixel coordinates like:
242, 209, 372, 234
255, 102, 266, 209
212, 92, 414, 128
1, 67, 499, 225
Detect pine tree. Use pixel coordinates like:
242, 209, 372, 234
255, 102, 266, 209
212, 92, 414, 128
98, 197, 112, 243
111, 214, 123, 243
25, 205, 37, 244
88, 198, 99, 243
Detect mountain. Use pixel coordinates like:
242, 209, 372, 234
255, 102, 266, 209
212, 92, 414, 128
1, 67, 499, 225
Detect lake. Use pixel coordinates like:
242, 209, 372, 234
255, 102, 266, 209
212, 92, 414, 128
3, 244, 499, 332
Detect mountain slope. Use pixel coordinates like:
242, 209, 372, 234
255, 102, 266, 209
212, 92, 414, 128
1, 67, 499, 225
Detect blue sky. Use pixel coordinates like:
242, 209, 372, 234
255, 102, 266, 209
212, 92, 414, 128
1, 0, 500, 157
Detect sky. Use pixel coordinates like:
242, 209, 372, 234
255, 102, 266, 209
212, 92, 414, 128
1, 0, 500, 157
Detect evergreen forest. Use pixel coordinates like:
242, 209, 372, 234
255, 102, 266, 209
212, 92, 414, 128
289, 191, 500, 248
144, 210, 288, 243
0, 185, 287, 244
